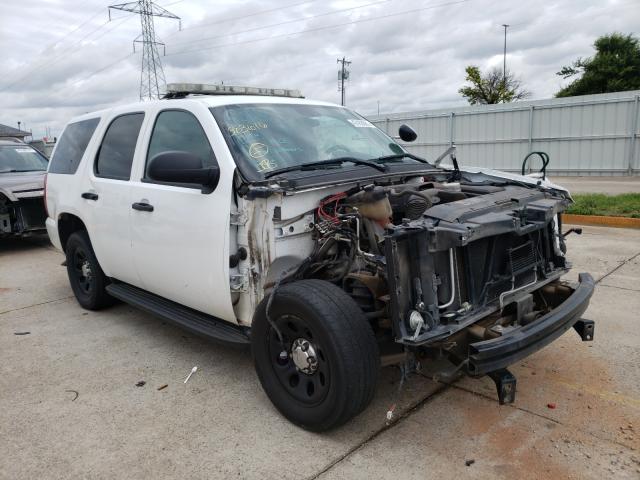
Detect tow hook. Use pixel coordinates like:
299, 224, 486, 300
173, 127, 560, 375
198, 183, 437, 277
489, 368, 517, 405
573, 319, 595, 341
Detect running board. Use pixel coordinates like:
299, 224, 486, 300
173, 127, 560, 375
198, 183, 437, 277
106, 282, 250, 347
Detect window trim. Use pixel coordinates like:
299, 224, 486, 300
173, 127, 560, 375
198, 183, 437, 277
93, 112, 145, 181
141, 108, 218, 190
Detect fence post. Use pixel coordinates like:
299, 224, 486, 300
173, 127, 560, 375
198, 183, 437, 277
628, 95, 639, 176
449, 112, 455, 146
528, 105, 535, 153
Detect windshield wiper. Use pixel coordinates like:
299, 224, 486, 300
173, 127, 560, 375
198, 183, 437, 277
0, 169, 45, 173
373, 153, 431, 164
264, 157, 387, 179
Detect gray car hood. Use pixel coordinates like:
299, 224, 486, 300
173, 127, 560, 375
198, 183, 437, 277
0, 171, 45, 202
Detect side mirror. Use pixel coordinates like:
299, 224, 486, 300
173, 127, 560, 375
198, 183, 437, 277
398, 124, 417, 142
147, 151, 220, 192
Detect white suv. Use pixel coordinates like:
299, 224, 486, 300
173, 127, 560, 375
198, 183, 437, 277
46, 83, 594, 431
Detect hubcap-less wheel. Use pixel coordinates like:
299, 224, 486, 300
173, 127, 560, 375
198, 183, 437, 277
269, 314, 330, 405
73, 249, 94, 294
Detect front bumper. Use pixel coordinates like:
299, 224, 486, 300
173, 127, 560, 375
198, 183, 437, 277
467, 272, 595, 376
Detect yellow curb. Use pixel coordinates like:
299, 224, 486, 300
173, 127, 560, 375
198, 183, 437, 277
563, 213, 640, 229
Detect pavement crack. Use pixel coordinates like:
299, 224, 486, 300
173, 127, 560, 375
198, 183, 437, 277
595, 251, 640, 284
598, 283, 640, 293
307, 383, 450, 480
0, 296, 74, 316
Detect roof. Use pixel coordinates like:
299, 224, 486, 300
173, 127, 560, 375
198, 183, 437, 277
0, 124, 30, 137
67, 94, 342, 125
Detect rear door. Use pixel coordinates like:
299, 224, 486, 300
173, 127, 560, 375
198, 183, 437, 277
83, 112, 146, 286
128, 103, 235, 322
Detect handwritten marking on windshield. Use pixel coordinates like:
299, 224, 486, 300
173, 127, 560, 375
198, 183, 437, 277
229, 122, 268, 136
256, 158, 276, 173
249, 143, 269, 158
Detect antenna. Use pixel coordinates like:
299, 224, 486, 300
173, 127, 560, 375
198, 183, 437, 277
108, 0, 180, 100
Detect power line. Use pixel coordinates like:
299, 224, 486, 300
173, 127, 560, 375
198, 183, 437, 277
169, 0, 393, 48
165, 0, 469, 59
0, 13, 135, 93
60, 0, 469, 95
165, 0, 319, 37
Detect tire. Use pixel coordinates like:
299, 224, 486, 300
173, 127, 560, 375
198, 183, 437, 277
65, 230, 114, 310
251, 279, 379, 431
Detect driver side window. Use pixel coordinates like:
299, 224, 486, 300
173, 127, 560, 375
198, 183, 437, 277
145, 110, 215, 179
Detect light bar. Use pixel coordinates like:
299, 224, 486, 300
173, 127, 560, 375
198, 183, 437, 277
165, 83, 304, 98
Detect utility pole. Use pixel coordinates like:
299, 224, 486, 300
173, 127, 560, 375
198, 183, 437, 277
501, 24, 509, 85
109, 1, 180, 100
337, 57, 351, 106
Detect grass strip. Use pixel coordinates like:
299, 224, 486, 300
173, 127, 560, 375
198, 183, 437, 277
567, 193, 640, 218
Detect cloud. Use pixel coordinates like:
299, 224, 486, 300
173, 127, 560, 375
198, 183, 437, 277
0, 0, 638, 137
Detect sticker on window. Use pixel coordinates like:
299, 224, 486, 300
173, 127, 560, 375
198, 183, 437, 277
15, 148, 34, 153
347, 119, 375, 128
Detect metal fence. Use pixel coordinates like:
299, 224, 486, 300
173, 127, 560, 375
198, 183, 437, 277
368, 90, 640, 176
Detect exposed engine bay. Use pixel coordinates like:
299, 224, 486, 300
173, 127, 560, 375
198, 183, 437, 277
265, 172, 583, 374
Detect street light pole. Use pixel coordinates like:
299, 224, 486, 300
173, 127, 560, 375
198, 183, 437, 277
502, 24, 509, 84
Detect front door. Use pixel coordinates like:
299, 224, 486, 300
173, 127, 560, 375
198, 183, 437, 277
128, 107, 235, 322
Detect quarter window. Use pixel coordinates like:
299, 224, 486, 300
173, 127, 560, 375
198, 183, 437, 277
145, 110, 215, 179
95, 113, 144, 180
49, 118, 100, 174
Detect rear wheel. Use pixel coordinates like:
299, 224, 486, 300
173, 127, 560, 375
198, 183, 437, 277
252, 279, 379, 431
65, 231, 114, 310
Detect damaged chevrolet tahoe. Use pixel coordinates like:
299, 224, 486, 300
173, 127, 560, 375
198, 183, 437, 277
45, 84, 595, 431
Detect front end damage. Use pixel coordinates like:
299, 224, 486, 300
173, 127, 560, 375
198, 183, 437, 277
237, 171, 595, 405
0, 194, 47, 237
382, 184, 595, 400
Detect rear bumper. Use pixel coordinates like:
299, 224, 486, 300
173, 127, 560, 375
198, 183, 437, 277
467, 273, 595, 376
46, 217, 62, 251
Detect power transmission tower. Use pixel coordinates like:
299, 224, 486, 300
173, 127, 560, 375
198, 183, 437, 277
109, 1, 180, 100
337, 57, 351, 106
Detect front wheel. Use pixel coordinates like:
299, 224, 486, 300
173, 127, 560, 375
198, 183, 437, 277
251, 279, 379, 431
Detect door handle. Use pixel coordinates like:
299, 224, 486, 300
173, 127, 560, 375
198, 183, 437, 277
81, 192, 99, 201
132, 202, 154, 212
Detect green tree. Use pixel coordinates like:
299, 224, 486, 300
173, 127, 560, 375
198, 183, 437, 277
459, 66, 530, 105
555, 33, 640, 97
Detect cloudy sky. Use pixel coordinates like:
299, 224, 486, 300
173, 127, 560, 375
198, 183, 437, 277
1, 0, 638, 139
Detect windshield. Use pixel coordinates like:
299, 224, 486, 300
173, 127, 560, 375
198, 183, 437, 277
0, 145, 48, 173
210, 103, 407, 180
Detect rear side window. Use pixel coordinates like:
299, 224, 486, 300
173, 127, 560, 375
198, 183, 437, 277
49, 118, 100, 174
145, 110, 215, 179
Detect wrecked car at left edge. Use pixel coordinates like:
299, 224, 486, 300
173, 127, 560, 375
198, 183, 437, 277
0, 138, 48, 237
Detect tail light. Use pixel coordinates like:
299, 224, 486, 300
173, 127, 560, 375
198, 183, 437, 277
43, 173, 49, 217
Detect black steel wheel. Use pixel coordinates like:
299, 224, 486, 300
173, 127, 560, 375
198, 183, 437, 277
252, 279, 379, 431
65, 231, 114, 310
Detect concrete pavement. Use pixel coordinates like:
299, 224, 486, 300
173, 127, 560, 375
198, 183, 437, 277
1, 227, 639, 480
554, 176, 640, 195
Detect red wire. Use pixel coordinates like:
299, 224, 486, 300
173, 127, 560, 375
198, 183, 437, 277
318, 192, 346, 224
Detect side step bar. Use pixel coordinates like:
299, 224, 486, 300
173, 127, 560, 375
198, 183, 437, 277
106, 282, 250, 347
